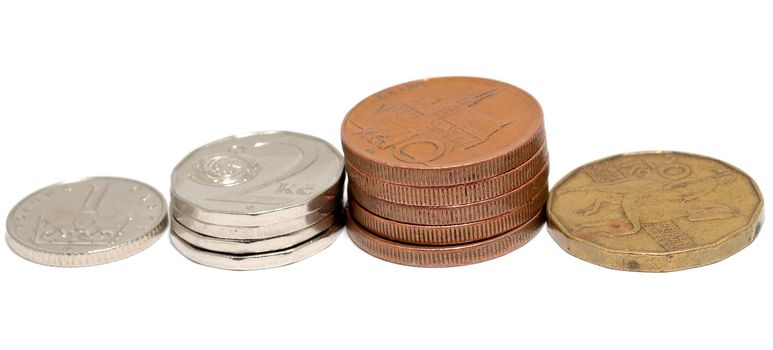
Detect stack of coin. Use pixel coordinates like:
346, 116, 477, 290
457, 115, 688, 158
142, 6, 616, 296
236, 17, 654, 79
169, 131, 345, 270
342, 77, 549, 267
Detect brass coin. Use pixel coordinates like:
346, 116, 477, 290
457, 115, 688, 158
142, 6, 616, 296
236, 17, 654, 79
349, 164, 548, 225
346, 141, 548, 206
341, 76, 545, 186
346, 208, 545, 268
547, 151, 764, 272
349, 187, 547, 245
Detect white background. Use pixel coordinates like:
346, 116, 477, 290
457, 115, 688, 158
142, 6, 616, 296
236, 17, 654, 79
1, 1, 771, 349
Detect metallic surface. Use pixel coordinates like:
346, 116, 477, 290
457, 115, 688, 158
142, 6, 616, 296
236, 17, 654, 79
349, 188, 547, 245
6, 177, 168, 267
170, 222, 343, 270
347, 208, 545, 267
547, 151, 764, 272
171, 212, 338, 254
349, 164, 548, 225
171, 197, 339, 239
341, 76, 545, 186
345, 141, 548, 206
172, 131, 344, 226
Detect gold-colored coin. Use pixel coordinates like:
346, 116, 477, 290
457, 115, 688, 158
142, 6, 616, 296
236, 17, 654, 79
547, 151, 764, 272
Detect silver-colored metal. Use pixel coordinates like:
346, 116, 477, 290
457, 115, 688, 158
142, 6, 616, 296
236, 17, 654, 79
171, 197, 340, 239
171, 211, 340, 254
6, 177, 168, 267
171, 131, 345, 226
170, 222, 343, 270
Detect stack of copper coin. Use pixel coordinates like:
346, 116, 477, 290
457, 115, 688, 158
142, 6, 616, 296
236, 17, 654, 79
342, 77, 548, 267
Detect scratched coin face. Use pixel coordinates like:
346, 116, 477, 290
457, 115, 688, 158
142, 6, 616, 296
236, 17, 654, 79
341, 76, 544, 186
171, 131, 344, 226
547, 151, 764, 272
6, 177, 168, 267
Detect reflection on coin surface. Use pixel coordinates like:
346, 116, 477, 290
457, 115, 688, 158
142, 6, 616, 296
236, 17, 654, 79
547, 151, 764, 272
6, 177, 168, 267
171, 199, 337, 240
172, 131, 344, 226
171, 212, 338, 254
170, 223, 343, 270
341, 76, 544, 186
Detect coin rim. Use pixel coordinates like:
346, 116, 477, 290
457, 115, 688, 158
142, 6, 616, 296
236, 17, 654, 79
171, 209, 341, 254
170, 221, 344, 270
346, 208, 545, 268
346, 140, 549, 205
349, 187, 547, 245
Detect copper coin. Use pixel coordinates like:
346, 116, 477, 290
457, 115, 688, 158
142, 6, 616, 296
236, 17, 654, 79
346, 208, 545, 267
349, 163, 548, 225
346, 141, 548, 206
349, 186, 547, 245
341, 77, 545, 186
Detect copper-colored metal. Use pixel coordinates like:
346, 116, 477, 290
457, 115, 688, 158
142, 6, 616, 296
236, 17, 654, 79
349, 164, 548, 225
341, 77, 545, 186
349, 187, 547, 245
346, 208, 545, 267
346, 141, 548, 206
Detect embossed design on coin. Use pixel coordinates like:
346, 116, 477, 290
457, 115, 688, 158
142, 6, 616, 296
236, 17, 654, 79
172, 131, 344, 226
547, 151, 764, 272
191, 145, 261, 186
6, 177, 168, 267
342, 76, 545, 186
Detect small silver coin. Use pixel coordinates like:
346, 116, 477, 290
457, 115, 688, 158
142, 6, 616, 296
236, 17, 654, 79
171, 197, 340, 240
171, 210, 341, 254
171, 131, 345, 226
6, 177, 168, 267
170, 221, 343, 270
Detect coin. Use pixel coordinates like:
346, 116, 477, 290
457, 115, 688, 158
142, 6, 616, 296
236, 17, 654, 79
6, 177, 168, 267
349, 187, 547, 245
171, 197, 339, 239
170, 222, 343, 270
347, 208, 545, 267
345, 141, 549, 206
547, 151, 764, 272
341, 77, 545, 186
171, 131, 344, 227
171, 211, 339, 254
349, 163, 548, 225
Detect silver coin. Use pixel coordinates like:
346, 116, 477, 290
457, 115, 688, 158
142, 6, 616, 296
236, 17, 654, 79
171, 131, 345, 226
6, 177, 168, 267
171, 210, 341, 254
170, 222, 343, 270
171, 197, 340, 239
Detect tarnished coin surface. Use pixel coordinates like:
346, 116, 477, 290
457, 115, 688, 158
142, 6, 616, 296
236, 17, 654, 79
6, 177, 168, 267
172, 131, 344, 226
170, 222, 343, 270
341, 76, 544, 186
171, 211, 339, 254
547, 151, 764, 272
